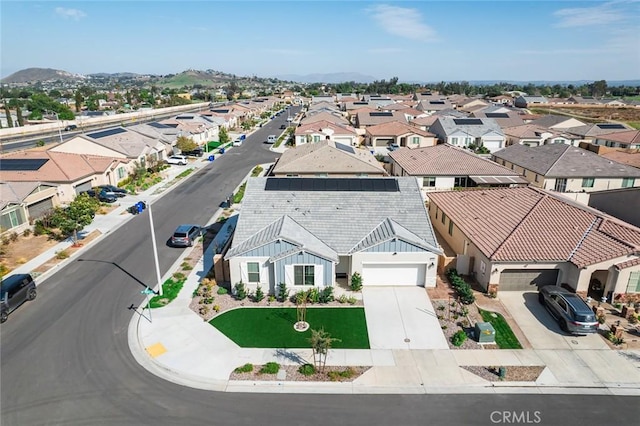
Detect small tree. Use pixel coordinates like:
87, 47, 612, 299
233, 281, 247, 300
309, 328, 340, 373
296, 290, 307, 325
254, 284, 264, 302
4, 104, 13, 128
176, 135, 197, 153
276, 282, 289, 302
219, 126, 230, 144
350, 272, 363, 291
16, 105, 24, 127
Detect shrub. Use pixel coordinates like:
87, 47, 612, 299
298, 363, 316, 376
337, 294, 348, 304
276, 282, 289, 302
347, 296, 357, 305
22, 228, 32, 237
437, 305, 445, 311
234, 363, 254, 373
199, 305, 210, 315
319, 287, 334, 303
327, 367, 356, 381
1, 236, 10, 246
451, 330, 467, 347
267, 295, 275, 303
259, 362, 280, 375
213, 304, 220, 313
446, 269, 475, 305
181, 261, 193, 271
34, 221, 48, 236
307, 287, 320, 303
234, 281, 247, 300
350, 272, 363, 291
254, 284, 265, 302
55, 249, 69, 259
629, 314, 639, 325
217, 286, 228, 295
173, 272, 186, 281
607, 332, 625, 345
291, 290, 306, 304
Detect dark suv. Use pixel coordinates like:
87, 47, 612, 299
85, 189, 117, 203
170, 224, 201, 247
538, 285, 598, 334
182, 148, 204, 157
1, 273, 37, 323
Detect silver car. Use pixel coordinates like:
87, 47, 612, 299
538, 285, 598, 334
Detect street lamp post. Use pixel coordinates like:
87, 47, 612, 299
47, 110, 64, 144
147, 201, 163, 296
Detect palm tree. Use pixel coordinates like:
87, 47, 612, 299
308, 328, 340, 373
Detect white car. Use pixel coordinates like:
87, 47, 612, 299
167, 155, 188, 165
232, 139, 243, 147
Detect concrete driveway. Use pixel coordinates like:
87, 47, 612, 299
499, 291, 608, 350
362, 287, 448, 350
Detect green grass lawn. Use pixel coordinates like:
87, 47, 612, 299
478, 309, 522, 349
147, 274, 186, 308
210, 307, 370, 349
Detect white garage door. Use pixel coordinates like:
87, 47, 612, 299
362, 264, 426, 286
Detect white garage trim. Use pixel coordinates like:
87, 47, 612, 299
362, 263, 426, 286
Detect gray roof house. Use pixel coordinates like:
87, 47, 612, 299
492, 144, 640, 197
225, 177, 442, 292
514, 95, 548, 108
429, 117, 506, 153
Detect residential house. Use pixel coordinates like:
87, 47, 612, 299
502, 124, 562, 147
207, 108, 239, 128
491, 144, 640, 196
271, 140, 387, 177
49, 126, 166, 170
300, 111, 350, 127
389, 144, 527, 193
293, 121, 358, 146
311, 95, 335, 104
354, 110, 408, 129
457, 98, 490, 113
471, 111, 525, 129
429, 117, 506, 153
488, 95, 513, 105
416, 99, 454, 115
0, 181, 60, 234
128, 122, 183, 155
564, 123, 632, 142
341, 101, 372, 112
529, 114, 587, 130
588, 187, 640, 228
307, 101, 339, 114
513, 95, 548, 108
224, 177, 442, 292
365, 121, 436, 151
365, 95, 395, 108
567, 96, 602, 105
600, 150, 640, 170
593, 130, 640, 149
0, 150, 130, 202
159, 114, 219, 145
428, 186, 640, 298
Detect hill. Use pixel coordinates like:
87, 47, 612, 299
276, 72, 377, 84
1, 67, 86, 83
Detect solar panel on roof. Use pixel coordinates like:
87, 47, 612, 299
429, 101, 445, 104
369, 112, 393, 117
264, 178, 399, 192
486, 113, 509, 118
354, 102, 368, 105
210, 109, 229, 113
0, 158, 49, 171
596, 123, 625, 130
335, 143, 355, 154
87, 127, 127, 139
175, 115, 193, 120
453, 118, 483, 125
148, 122, 171, 128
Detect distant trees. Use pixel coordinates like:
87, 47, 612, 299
4, 104, 13, 127
27, 93, 75, 120
226, 81, 239, 100
589, 80, 608, 97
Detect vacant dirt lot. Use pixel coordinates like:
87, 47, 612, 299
530, 105, 640, 124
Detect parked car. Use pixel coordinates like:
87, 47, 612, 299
64, 124, 78, 131
96, 185, 127, 198
182, 148, 204, 157
266, 135, 277, 144
1, 273, 37, 323
538, 285, 598, 334
170, 224, 201, 247
232, 138, 243, 147
85, 189, 117, 203
166, 155, 188, 165
387, 143, 400, 151
279, 124, 286, 129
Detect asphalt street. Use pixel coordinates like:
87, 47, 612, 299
1, 105, 639, 425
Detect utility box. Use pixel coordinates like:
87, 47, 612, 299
475, 322, 496, 343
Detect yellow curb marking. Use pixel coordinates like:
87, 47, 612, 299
145, 342, 167, 358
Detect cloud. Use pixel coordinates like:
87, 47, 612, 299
367, 47, 405, 54
55, 7, 87, 21
367, 4, 437, 41
553, 1, 626, 27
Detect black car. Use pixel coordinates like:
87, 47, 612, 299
97, 185, 127, 197
1, 273, 37, 323
182, 148, 204, 157
279, 124, 286, 129
64, 124, 78, 131
85, 189, 117, 203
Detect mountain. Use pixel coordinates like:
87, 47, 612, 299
1, 67, 86, 83
275, 72, 377, 84
88, 72, 147, 78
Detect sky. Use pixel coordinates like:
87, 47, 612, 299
1, 0, 639, 82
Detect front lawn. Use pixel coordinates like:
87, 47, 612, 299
479, 309, 522, 349
210, 307, 370, 349
148, 273, 186, 308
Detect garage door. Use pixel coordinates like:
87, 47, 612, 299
499, 269, 559, 291
74, 181, 93, 194
27, 198, 54, 219
362, 264, 426, 286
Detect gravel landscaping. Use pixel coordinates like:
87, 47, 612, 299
461, 365, 545, 382
433, 299, 498, 350
230, 364, 370, 382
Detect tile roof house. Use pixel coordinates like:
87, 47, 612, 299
491, 144, 640, 197
365, 121, 437, 151
225, 177, 442, 292
128, 122, 183, 154
471, 111, 525, 129
528, 115, 587, 130
416, 99, 454, 114
429, 116, 506, 153
293, 120, 358, 147
0, 150, 129, 202
428, 186, 640, 296
389, 144, 527, 193
354, 110, 408, 129
159, 114, 219, 144
564, 123, 632, 141
600, 150, 640, 169
0, 181, 60, 234
593, 130, 640, 149
271, 140, 387, 177
300, 111, 350, 127
341, 101, 373, 112
501, 124, 580, 147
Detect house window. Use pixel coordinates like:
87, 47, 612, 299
627, 272, 640, 293
441, 212, 447, 224
454, 177, 467, 188
534, 174, 539, 182
356, 173, 368, 177
411, 137, 420, 145
451, 137, 458, 146
313, 135, 321, 142
448, 219, 454, 236
554, 178, 567, 192
582, 178, 595, 188
117, 167, 126, 179
294, 265, 314, 285
435, 207, 439, 220
315, 173, 328, 177
423, 177, 436, 187
480, 261, 486, 275
622, 178, 635, 188
247, 262, 260, 283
